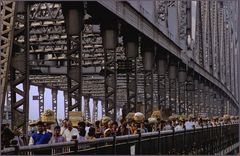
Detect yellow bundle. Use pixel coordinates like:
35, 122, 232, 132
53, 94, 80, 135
101, 116, 111, 124
148, 117, 158, 124
41, 109, 55, 124
168, 115, 176, 121
179, 114, 187, 121
188, 114, 194, 120
134, 112, 145, 123
223, 114, 230, 120
151, 110, 162, 120
69, 111, 84, 127
126, 112, 135, 122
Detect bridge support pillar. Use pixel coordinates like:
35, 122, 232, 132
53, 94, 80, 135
10, 2, 30, 135
193, 78, 199, 116
168, 59, 177, 114
186, 73, 194, 116
178, 63, 186, 114
124, 32, 138, 113
84, 95, 90, 121
63, 3, 84, 114
92, 98, 98, 122
101, 21, 118, 121
203, 84, 209, 116
38, 86, 45, 118
52, 88, 58, 119
157, 57, 167, 110
142, 40, 154, 117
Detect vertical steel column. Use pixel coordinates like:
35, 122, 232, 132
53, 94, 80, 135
168, 59, 177, 114
92, 98, 98, 122
208, 87, 213, 117
63, 3, 84, 114
178, 63, 186, 114
124, 33, 138, 113
186, 73, 194, 115
193, 78, 199, 116
101, 21, 117, 121
52, 88, 58, 119
63, 91, 68, 118
142, 41, 154, 118
0, 2, 15, 117
10, 2, 30, 135
157, 58, 166, 110
84, 95, 90, 121
199, 81, 204, 115
203, 84, 209, 116
38, 86, 45, 119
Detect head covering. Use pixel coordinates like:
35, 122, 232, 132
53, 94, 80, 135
134, 112, 145, 123
101, 116, 111, 125
126, 112, 135, 123
148, 117, 158, 124
151, 111, 162, 120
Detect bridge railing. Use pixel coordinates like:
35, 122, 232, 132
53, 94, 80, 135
1, 123, 238, 155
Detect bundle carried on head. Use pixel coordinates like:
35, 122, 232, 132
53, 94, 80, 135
212, 116, 219, 120
148, 117, 158, 124
101, 116, 111, 125
134, 112, 145, 123
223, 114, 230, 120
126, 112, 135, 123
69, 111, 84, 127
188, 114, 194, 120
179, 114, 186, 121
41, 109, 55, 124
151, 110, 162, 120
168, 115, 176, 121
230, 116, 235, 120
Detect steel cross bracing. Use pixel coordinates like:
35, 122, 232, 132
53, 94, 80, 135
144, 70, 153, 118
10, 2, 30, 134
52, 88, 58, 118
126, 57, 137, 113
38, 85, 44, 117
157, 60, 166, 110
0, 2, 15, 115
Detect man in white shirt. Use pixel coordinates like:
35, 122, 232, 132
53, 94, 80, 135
60, 119, 68, 135
62, 121, 80, 142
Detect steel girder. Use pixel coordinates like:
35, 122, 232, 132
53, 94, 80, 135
10, 2, 30, 135
144, 70, 154, 118
63, 91, 68, 118
62, 3, 84, 113
158, 64, 166, 110
126, 57, 137, 113
103, 48, 117, 120
84, 95, 90, 121
38, 85, 44, 118
92, 98, 98, 122
52, 88, 58, 118
0, 1, 15, 119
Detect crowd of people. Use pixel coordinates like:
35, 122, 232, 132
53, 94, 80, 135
1, 112, 239, 149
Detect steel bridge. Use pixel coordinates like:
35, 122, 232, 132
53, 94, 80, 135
0, 0, 240, 155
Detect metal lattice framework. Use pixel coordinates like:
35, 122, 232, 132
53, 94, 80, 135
1, 1, 239, 132
0, 2, 15, 115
